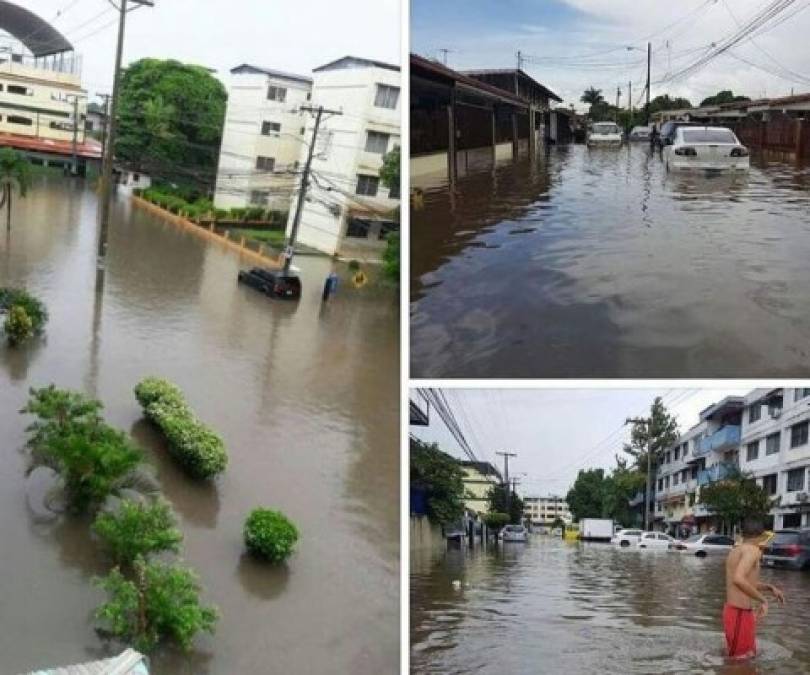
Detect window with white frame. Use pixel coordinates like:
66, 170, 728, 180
261, 121, 281, 135
746, 440, 759, 462
795, 388, 810, 401
267, 86, 287, 102
791, 420, 809, 448
374, 84, 399, 109
786, 467, 806, 492
762, 473, 778, 496
766, 432, 780, 455
250, 190, 270, 205
355, 174, 379, 196
749, 403, 761, 423
256, 156, 275, 172
364, 130, 390, 154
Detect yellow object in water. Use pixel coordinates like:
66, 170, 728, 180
564, 525, 580, 542
353, 270, 368, 288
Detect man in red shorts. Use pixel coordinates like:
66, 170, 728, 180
723, 517, 786, 659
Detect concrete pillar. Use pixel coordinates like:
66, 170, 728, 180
528, 105, 536, 159
447, 88, 457, 186
491, 107, 497, 164
512, 112, 518, 159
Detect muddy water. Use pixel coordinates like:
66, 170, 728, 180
411, 537, 810, 674
0, 178, 399, 674
410, 145, 810, 378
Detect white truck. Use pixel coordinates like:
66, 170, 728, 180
579, 518, 614, 542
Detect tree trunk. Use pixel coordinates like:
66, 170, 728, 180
6, 186, 11, 233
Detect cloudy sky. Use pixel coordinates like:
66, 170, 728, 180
410, 387, 749, 497
411, 0, 810, 111
17, 0, 400, 96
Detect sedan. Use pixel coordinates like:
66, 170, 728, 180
663, 126, 750, 172
500, 524, 528, 542
637, 532, 675, 549
763, 529, 810, 570
587, 122, 623, 146
611, 528, 644, 547
670, 533, 735, 557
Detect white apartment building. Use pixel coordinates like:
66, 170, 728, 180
459, 461, 501, 515
523, 496, 572, 526
286, 56, 401, 258
214, 64, 313, 212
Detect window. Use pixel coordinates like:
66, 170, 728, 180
673, 473, 679, 486
746, 441, 759, 462
250, 190, 270, 205
691, 465, 698, 480
7, 115, 32, 126
783, 513, 802, 528
657, 478, 663, 491
255, 156, 275, 172
682, 469, 688, 483
790, 420, 809, 448
261, 121, 281, 135
762, 474, 778, 496
267, 86, 287, 102
374, 84, 399, 109
346, 218, 370, 238
364, 130, 390, 154
665, 452, 670, 464
674, 447, 680, 461
664, 476, 670, 488
7, 85, 28, 95
683, 442, 689, 457
300, 126, 305, 136
795, 388, 810, 401
786, 467, 805, 492
749, 404, 761, 423
766, 432, 780, 455
355, 174, 379, 196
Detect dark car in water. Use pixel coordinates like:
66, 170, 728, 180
654, 120, 701, 150
237, 267, 302, 300
762, 529, 810, 570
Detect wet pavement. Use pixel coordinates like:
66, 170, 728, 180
411, 536, 810, 674
410, 144, 810, 378
0, 178, 399, 674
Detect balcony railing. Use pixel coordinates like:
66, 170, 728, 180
693, 503, 713, 517
697, 462, 737, 486
695, 425, 741, 458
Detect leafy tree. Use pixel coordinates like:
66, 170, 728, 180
4, 305, 32, 345
116, 59, 227, 193
94, 556, 218, 652
602, 462, 645, 526
0, 147, 31, 232
379, 146, 400, 286
93, 498, 182, 566
581, 87, 604, 108
486, 483, 524, 524
410, 438, 465, 524
700, 90, 750, 107
699, 468, 774, 533
483, 512, 510, 531
566, 468, 607, 521
0, 288, 48, 334
382, 231, 399, 285
551, 516, 566, 530
379, 145, 400, 197
648, 94, 693, 114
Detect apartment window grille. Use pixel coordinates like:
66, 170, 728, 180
261, 121, 281, 135
746, 440, 759, 462
791, 420, 809, 448
7, 115, 32, 126
786, 467, 805, 492
267, 86, 287, 102
255, 156, 275, 172
749, 404, 761, 423
7, 85, 27, 95
795, 388, 810, 401
766, 432, 780, 455
374, 84, 400, 109
364, 130, 390, 154
681, 469, 688, 483
346, 218, 371, 238
762, 473, 778, 496
355, 174, 379, 197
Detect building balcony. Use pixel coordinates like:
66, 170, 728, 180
693, 503, 713, 518
695, 425, 741, 458
697, 462, 737, 486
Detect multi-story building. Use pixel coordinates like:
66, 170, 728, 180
0, 12, 100, 172
523, 496, 572, 527
286, 56, 401, 258
459, 461, 501, 515
214, 64, 313, 212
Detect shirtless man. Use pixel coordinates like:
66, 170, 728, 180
723, 517, 786, 659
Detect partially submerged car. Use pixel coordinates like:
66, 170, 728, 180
654, 120, 700, 149
629, 125, 652, 141
762, 529, 810, 570
663, 126, 750, 172
237, 266, 302, 300
670, 533, 735, 557
587, 121, 623, 146
500, 524, 529, 542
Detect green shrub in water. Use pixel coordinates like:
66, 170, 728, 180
0, 287, 48, 334
244, 508, 299, 562
4, 305, 33, 345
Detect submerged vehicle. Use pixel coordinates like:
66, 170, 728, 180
762, 529, 810, 570
237, 266, 302, 299
663, 126, 750, 172
629, 125, 652, 141
587, 121, 623, 146
500, 524, 529, 542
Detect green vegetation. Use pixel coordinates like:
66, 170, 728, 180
134, 377, 228, 479
94, 556, 218, 652
138, 187, 287, 226
0, 288, 48, 340
21, 386, 156, 513
581, 88, 697, 130
699, 90, 750, 107
243, 508, 300, 563
229, 228, 286, 248
410, 438, 466, 524
117, 59, 227, 193
4, 305, 33, 345
379, 146, 401, 284
94, 498, 183, 566
699, 468, 774, 532
0, 147, 32, 231
486, 483, 525, 524
483, 512, 510, 531
382, 232, 399, 285
379, 145, 400, 198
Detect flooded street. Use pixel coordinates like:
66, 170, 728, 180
0, 178, 399, 674
410, 145, 810, 378
411, 537, 810, 674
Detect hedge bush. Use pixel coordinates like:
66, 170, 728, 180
4, 305, 33, 345
244, 508, 299, 563
134, 377, 227, 479
0, 287, 48, 334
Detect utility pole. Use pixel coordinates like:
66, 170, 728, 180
628, 81, 632, 125
284, 104, 342, 275
437, 48, 452, 66
97, 0, 154, 270
615, 86, 621, 122
97, 93, 111, 165
645, 41, 651, 125
517, 50, 523, 71
71, 94, 79, 176
496, 451, 517, 515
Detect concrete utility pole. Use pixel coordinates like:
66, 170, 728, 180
71, 94, 79, 176
645, 41, 652, 124
97, 0, 154, 270
496, 451, 517, 514
97, 93, 111, 165
437, 48, 452, 66
628, 81, 632, 121
615, 86, 621, 121
284, 104, 342, 275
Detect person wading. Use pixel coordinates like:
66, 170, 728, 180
723, 517, 786, 660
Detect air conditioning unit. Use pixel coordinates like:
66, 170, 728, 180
797, 492, 809, 503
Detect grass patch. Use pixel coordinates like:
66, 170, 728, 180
230, 228, 287, 248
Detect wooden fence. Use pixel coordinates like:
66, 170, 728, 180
733, 112, 810, 159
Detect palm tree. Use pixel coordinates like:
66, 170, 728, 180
580, 87, 604, 107
0, 148, 32, 233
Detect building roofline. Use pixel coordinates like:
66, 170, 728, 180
313, 56, 400, 73
0, 1, 73, 56
229, 63, 312, 84
461, 68, 563, 102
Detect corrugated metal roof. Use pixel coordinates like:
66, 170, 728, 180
0, 2, 73, 57
20, 649, 148, 675
462, 68, 563, 102
229, 64, 312, 84
313, 56, 400, 73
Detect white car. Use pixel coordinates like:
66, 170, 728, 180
629, 125, 651, 141
664, 126, 749, 172
637, 531, 675, 550
587, 121, 623, 146
611, 528, 644, 547
500, 524, 528, 542
670, 533, 735, 557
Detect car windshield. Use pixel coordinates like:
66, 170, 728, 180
681, 129, 737, 144
593, 124, 619, 134
685, 534, 703, 542
772, 532, 800, 544
505, 526, 523, 532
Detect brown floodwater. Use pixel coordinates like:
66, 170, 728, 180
411, 144, 810, 378
0, 177, 399, 674
411, 537, 810, 674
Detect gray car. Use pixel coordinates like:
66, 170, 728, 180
763, 529, 810, 570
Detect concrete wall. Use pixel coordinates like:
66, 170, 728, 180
410, 142, 515, 191
410, 515, 444, 552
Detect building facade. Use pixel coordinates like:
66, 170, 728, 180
214, 64, 312, 213
523, 496, 572, 527
459, 461, 501, 515
285, 56, 401, 258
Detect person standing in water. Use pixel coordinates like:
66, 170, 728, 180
723, 517, 786, 659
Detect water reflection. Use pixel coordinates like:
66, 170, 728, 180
236, 554, 291, 600
411, 144, 810, 378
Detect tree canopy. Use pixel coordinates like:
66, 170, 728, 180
410, 438, 466, 524
699, 90, 751, 107
699, 468, 774, 531
486, 483, 524, 524
623, 397, 679, 473
581, 87, 604, 107
116, 59, 227, 195
648, 94, 693, 113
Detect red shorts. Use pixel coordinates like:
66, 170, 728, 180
723, 603, 757, 659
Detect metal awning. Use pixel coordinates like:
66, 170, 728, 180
0, 2, 73, 57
